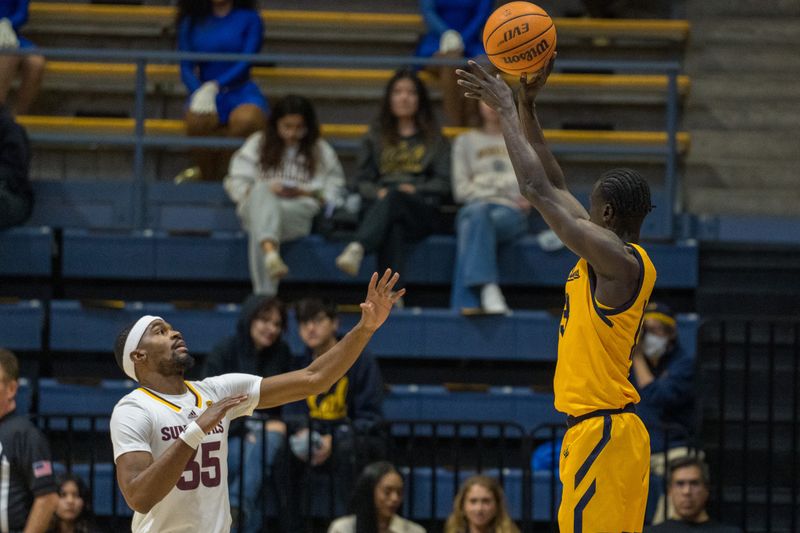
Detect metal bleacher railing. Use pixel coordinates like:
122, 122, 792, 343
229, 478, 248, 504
3, 47, 684, 239
34, 410, 694, 530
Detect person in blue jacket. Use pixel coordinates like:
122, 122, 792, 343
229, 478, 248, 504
175, 0, 269, 182
416, 0, 494, 127
630, 302, 698, 523
281, 298, 385, 531
0, 0, 45, 115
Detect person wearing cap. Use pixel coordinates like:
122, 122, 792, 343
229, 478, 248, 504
108, 270, 404, 533
630, 302, 697, 523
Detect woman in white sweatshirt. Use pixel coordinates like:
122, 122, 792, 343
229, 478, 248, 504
450, 100, 532, 314
225, 94, 345, 295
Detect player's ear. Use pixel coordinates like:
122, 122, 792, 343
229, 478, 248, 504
602, 202, 615, 224
131, 349, 147, 364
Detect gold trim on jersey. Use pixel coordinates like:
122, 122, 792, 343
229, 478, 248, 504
184, 381, 203, 408
136, 381, 203, 413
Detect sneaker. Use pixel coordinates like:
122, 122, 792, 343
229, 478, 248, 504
537, 229, 564, 252
481, 283, 509, 314
335, 242, 364, 277
264, 250, 289, 279
174, 166, 202, 184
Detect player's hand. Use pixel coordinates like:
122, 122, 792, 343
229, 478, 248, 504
359, 269, 404, 333
311, 434, 333, 466
195, 394, 247, 433
456, 60, 515, 114
516, 53, 557, 109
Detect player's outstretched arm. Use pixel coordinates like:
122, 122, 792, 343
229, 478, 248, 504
456, 62, 637, 283
256, 270, 404, 410
115, 395, 247, 513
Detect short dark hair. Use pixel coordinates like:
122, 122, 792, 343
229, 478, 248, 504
113, 322, 137, 376
295, 298, 337, 324
0, 349, 19, 382
596, 167, 653, 222
668, 455, 710, 487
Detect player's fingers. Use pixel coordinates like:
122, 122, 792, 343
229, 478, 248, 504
391, 288, 407, 303
464, 92, 482, 100
467, 59, 491, 80
366, 271, 379, 295
377, 268, 392, 293
455, 68, 481, 85
456, 78, 481, 91
383, 272, 401, 294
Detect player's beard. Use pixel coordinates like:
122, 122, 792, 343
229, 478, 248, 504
159, 349, 195, 376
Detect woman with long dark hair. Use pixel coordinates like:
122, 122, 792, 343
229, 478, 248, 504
444, 475, 519, 533
328, 461, 425, 533
175, 0, 268, 181
47, 474, 103, 533
335, 68, 450, 287
225, 94, 345, 295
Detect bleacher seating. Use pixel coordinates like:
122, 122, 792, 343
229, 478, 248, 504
58, 231, 698, 288
0, 227, 52, 277
0, 300, 44, 351
47, 299, 699, 361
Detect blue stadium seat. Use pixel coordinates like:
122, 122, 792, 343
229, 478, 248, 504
0, 300, 44, 350
28, 181, 134, 229
38, 378, 136, 430
16, 378, 32, 415
54, 462, 132, 517
0, 227, 52, 276
59, 231, 699, 288
401, 467, 560, 522
49, 300, 239, 354
384, 385, 562, 433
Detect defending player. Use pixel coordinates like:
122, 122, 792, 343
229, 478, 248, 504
109, 270, 404, 533
457, 60, 656, 532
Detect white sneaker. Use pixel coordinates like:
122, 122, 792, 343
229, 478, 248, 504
537, 229, 564, 252
335, 242, 364, 277
264, 250, 289, 279
481, 283, 509, 314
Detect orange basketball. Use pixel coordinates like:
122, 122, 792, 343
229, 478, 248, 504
483, 1, 557, 75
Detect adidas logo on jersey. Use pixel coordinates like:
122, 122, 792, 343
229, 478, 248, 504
187, 410, 198, 419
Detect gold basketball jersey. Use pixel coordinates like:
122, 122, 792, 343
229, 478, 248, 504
554, 243, 657, 417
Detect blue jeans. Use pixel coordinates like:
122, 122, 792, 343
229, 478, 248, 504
450, 202, 528, 309
229, 427, 285, 533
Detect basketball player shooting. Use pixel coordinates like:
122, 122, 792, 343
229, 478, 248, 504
457, 59, 656, 532
109, 270, 404, 533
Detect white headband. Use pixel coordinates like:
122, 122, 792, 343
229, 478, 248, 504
122, 315, 162, 381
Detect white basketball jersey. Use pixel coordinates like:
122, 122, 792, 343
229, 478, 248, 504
110, 373, 262, 533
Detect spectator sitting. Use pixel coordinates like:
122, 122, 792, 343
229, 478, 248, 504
283, 298, 385, 530
175, 0, 268, 182
444, 475, 520, 533
202, 295, 292, 533
450, 100, 533, 315
336, 68, 450, 285
0, 0, 45, 115
644, 456, 742, 533
415, 0, 494, 126
328, 461, 425, 533
0, 348, 58, 532
225, 94, 345, 296
0, 104, 32, 229
630, 302, 697, 522
47, 473, 104, 533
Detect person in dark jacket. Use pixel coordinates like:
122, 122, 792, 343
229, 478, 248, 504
203, 295, 292, 533
630, 302, 698, 523
335, 68, 450, 284
0, 105, 33, 229
283, 298, 385, 531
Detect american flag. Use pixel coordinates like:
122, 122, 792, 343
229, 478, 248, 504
32, 460, 52, 478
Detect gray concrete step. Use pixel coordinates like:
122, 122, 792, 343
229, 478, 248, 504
686, 44, 800, 74
686, 187, 800, 216
686, 160, 800, 189
687, 73, 800, 102
688, 0, 800, 18
690, 17, 800, 46
685, 101, 800, 130
687, 130, 798, 161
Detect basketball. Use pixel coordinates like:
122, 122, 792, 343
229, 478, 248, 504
482, 1, 557, 75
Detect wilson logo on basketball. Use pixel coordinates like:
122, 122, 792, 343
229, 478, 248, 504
498, 22, 530, 45
502, 38, 551, 64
